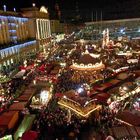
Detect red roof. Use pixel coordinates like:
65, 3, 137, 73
93, 93, 110, 103
22, 131, 38, 140
117, 110, 140, 126
55, 93, 63, 98
9, 102, 27, 111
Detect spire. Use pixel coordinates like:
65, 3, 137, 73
55, 2, 61, 20
102, 28, 109, 48
85, 45, 89, 54
76, 0, 79, 14
75, 0, 80, 20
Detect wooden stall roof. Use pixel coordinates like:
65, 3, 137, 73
116, 110, 140, 126
9, 102, 27, 111
0, 111, 19, 129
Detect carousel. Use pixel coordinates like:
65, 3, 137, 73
58, 90, 102, 118
70, 45, 105, 83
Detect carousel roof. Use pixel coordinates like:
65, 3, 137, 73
76, 47, 101, 64
76, 54, 101, 65
70, 47, 105, 71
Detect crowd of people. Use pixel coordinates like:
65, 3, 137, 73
54, 70, 79, 93
31, 102, 83, 140
1, 33, 140, 140
30, 98, 123, 140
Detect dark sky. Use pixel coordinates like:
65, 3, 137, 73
0, 0, 140, 21
0, 0, 138, 11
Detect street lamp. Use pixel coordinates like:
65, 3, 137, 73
32, 3, 36, 7
3, 5, 6, 12
80, 39, 84, 46
77, 87, 84, 94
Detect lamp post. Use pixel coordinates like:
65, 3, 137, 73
80, 39, 84, 46
3, 5, 6, 12
13, 8, 16, 12
32, 3, 36, 7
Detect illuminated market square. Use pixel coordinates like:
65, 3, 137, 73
0, 0, 140, 140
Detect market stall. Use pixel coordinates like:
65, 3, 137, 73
0, 111, 19, 130
14, 114, 36, 140
9, 102, 27, 111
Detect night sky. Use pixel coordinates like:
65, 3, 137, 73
0, 0, 140, 21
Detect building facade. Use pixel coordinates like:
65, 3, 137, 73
0, 10, 37, 74
83, 18, 140, 40
21, 6, 51, 51
50, 20, 65, 34
0, 6, 52, 75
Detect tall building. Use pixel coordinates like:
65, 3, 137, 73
80, 18, 140, 40
0, 10, 37, 74
21, 6, 51, 51
50, 20, 65, 34
0, 6, 51, 74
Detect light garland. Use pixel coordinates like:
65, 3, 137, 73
70, 62, 105, 71
58, 100, 101, 117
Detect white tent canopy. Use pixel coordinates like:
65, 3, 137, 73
13, 70, 26, 78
